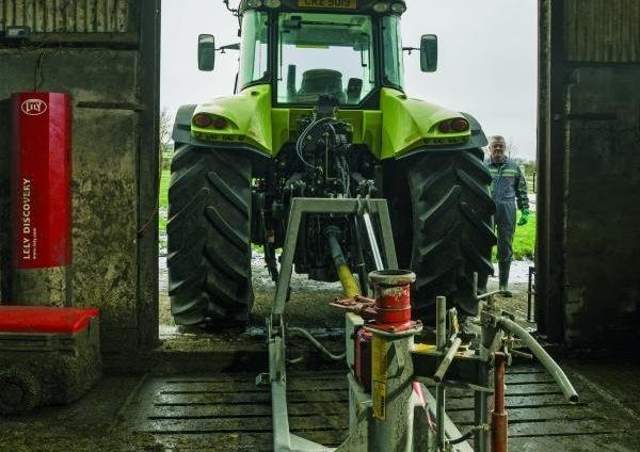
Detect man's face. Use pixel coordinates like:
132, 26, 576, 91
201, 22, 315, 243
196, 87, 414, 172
490, 140, 506, 162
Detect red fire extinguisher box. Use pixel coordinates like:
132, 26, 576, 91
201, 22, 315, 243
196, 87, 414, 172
11, 92, 72, 269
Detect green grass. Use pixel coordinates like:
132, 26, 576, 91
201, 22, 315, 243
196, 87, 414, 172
160, 170, 170, 209
158, 168, 536, 260
159, 170, 170, 233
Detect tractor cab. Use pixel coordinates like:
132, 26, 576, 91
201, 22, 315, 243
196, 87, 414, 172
198, 0, 437, 108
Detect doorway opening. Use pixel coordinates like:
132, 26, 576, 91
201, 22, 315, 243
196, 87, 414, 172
156, 0, 540, 337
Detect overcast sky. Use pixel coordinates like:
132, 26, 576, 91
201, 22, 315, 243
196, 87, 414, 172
161, 0, 538, 160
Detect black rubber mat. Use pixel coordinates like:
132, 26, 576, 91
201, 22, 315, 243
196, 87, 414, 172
126, 364, 639, 451
126, 371, 349, 451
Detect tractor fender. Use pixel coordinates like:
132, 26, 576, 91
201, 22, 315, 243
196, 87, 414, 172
171, 103, 271, 173
172, 104, 197, 145
380, 88, 487, 159
172, 85, 274, 159
461, 112, 488, 148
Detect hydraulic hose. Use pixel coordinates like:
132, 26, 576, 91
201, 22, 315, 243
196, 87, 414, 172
497, 317, 579, 403
288, 327, 346, 361
336, 264, 360, 299
295, 116, 334, 169
326, 228, 361, 298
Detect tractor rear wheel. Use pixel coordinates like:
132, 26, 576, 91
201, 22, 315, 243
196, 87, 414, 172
385, 149, 496, 320
167, 144, 253, 327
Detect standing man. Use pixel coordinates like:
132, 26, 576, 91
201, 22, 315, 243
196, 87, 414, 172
484, 136, 530, 296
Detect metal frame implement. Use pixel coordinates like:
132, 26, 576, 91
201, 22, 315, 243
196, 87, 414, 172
265, 197, 398, 452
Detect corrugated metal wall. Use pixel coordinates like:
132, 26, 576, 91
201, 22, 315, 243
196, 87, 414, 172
566, 0, 640, 63
0, 0, 130, 33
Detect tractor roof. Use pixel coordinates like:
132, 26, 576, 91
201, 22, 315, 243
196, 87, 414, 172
238, 0, 407, 16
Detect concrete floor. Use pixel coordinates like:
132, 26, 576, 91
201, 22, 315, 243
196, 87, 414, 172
2, 355, 639, 451
3, 259, 638, 451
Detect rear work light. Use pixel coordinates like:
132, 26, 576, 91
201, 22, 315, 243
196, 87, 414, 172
193, 113, 213, 128
438, 117, 470, 134
212, 117, 229, 130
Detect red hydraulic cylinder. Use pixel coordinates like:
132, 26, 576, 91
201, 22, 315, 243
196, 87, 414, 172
492, 352, 509, 452
11, 92, 72, 269
369, 270, 415, 330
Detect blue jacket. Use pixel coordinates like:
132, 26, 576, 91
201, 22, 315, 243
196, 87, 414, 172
487, 159, 530, 211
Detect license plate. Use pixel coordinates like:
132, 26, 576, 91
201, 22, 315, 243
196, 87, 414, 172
297, 0, 358, 9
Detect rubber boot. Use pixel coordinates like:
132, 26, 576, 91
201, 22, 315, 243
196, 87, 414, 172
498, 261, 512, 298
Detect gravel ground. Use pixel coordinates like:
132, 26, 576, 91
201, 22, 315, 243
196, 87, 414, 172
159, 250, 535, 332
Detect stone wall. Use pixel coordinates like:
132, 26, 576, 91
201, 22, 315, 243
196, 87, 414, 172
0, 0, 159, 360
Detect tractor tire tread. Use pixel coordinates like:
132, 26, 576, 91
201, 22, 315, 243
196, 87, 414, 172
167, 144, 253, 326
390, 149, 496, 318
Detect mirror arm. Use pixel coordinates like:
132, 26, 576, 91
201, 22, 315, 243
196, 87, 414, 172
217, 43, 241, 52
223, 0, 239, 16
402, 46, 419, 55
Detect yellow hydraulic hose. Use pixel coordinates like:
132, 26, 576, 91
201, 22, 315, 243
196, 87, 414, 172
326, 227, 361, 298
337, 263, 361, 298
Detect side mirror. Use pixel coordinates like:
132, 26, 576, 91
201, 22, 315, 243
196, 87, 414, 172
198, 34, 216, 71
420, 34, 438, 73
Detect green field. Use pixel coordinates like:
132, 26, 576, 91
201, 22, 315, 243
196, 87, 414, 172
158, 169, 536, 260
159, 170, 170, 234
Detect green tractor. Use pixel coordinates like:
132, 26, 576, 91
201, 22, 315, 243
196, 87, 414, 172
168, 0, 496, 328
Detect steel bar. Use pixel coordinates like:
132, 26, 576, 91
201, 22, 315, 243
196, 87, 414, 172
436, 297, 447, 350
436, 296, 447, 450
362, 211, 384, 271
288, 327, 345, 361
474, 368, 490, 452
269, 334, 294, 451
423, 385, 474, 452
373, 200, 399, 270
475, 303, 495, 452
491, 352, 508, 452
352, 216, 369, 296
272, 199, 304, 318
497, 316, 579, 403
433, 337, 463, 383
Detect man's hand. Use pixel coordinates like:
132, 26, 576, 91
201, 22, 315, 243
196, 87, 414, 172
518, 209, 530, 226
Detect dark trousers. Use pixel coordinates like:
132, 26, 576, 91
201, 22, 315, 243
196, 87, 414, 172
477, 201, 516, 291
495, 201, 516, 266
